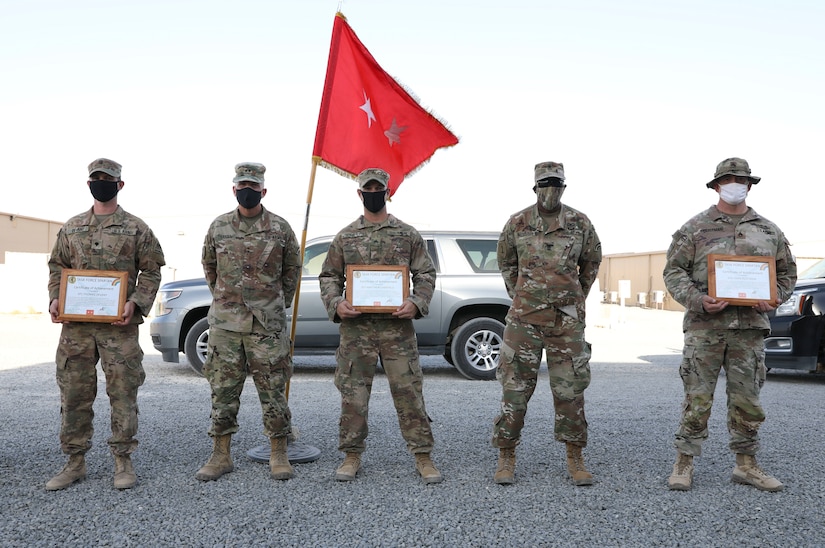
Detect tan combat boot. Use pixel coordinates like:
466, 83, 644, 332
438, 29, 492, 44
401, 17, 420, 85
414, 453, 443, 484
113, 455, 136, 489
269, 437, 294, 480
195, 434, 234, 481
335, 453, 361, 481
732, 454, 784, 492
566, 443, 593, 486
45, 454, 86, 491
494, 447, 516, 485
668, 453, 694, 491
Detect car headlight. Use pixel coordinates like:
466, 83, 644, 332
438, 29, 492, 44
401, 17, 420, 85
775, 293, 808, 317
155, 290, 182, 316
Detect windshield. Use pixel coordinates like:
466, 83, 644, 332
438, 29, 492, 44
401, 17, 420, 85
800, 258, 825, 280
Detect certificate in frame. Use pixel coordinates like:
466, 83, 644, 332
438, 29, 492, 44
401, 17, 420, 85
707, 254, 777, 306
346, 265, 410, 313
58, 269, 129, 323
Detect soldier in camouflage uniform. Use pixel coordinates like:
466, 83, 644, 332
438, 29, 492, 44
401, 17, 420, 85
46, 158, 166, 491
318, 168, 442, 484
491, 161, 602, 486
664, 157, 796, 492
195, 162, 302, 482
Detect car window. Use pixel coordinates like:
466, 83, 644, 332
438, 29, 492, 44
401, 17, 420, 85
426, 239, 440, 273
800, 258, 825, 280
456, 239, 499, 272
303, 242, 331, 277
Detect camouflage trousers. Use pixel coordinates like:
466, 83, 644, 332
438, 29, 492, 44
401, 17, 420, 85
335, 317, 434, 454
675, 329, 767, 456
55, 323, 146, 457
203, 326, 292, 439
492, 314, 592, 449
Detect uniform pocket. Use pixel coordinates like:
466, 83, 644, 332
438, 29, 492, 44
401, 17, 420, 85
679, 345, 697, 380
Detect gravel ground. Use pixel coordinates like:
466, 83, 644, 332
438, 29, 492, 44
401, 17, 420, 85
1, 307, 824, 547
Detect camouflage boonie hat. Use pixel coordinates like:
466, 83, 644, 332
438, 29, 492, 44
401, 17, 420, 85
534, 161, 565, 182
356, 168, 389, 190
233, 162, 266, 184
706, 157, 760, 188
88, 158, 122, 179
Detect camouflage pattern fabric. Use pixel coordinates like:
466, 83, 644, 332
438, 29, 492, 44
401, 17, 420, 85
55, 323, 145, 456
319, 215, 436, 454
202, 206, 301, 334
201, 206, 300, 438
47, 206, 164, 457
203, 325, 293, 438
492, 202, 601, 449
663, 205, 796, 332
48, 206, 166, 320
497, 203, 601, 325
675, 329, 766, 456
492, 314, 592, 448
319, 214, 435, 322
664, 205, 797, 455
334, 318, 433, 454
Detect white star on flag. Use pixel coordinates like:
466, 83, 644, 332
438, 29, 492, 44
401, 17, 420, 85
359, 91, 376, 127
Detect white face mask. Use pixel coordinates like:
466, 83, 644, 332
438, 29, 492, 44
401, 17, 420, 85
719, 182, 748, 205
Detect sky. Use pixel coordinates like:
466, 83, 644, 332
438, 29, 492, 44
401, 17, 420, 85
2, 0, 823, 280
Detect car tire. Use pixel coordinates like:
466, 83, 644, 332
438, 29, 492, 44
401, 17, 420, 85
184, 317, 209, 376
450, 317, 504, 380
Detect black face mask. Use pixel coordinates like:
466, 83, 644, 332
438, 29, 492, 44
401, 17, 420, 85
236, 187, 263, 209
361, 190, 387, 213
89, 180, 120, 203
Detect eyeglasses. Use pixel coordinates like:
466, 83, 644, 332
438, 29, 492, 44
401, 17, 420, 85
536, 178, 565, 188
88, 178, 118, 184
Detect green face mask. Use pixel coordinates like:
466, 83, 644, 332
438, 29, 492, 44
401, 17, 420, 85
536, 186, 565, 211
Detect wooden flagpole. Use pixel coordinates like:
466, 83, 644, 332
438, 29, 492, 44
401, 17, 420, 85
285, 156, 320, 402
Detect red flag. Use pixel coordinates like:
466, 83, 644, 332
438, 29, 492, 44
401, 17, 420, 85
313, 13, 459, 196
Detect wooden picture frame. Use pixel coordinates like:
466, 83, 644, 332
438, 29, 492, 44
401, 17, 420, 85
346, 264, 410, 313
58, 269, 128, 323
707, 254, 777, 306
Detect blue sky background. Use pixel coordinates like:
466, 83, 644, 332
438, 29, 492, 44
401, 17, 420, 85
2, 0, 823, 279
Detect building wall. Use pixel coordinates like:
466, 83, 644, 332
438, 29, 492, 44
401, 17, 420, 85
0, 213, 62, 264
0, 213, 62, 313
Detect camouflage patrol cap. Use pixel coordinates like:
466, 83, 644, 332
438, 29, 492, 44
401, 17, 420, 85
356, 168, 389, 190
233, 162, 266, 185
88, 158, 122, 179
534, 161, 565, 182
706, 157, 760, 188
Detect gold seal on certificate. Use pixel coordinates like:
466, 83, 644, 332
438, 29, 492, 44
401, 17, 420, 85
346, 265, 410, 313
58, 269, 129, 322
707, 254, 777, 306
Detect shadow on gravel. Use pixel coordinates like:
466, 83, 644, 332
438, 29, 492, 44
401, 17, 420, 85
765, 369, 825, 385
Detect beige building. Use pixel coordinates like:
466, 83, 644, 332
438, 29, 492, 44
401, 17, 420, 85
0, 213, 63, 313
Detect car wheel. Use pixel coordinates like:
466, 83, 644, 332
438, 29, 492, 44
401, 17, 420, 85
450, 317, 504, 380
184, 317, 209, 375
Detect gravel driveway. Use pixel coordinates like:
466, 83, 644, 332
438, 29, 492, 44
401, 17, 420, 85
1, 306, 823, 547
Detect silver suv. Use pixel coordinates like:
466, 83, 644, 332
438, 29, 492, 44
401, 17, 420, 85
150, 231, 512, 380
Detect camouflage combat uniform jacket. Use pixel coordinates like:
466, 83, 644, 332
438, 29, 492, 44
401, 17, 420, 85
497, 203, 602, 326
319, 215, 435, 320
664, 205, 796, 332
202, 206, 301, 334
48, 206, 165, 322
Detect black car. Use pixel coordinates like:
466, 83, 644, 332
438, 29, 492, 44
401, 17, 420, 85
764, 259, 825, 372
